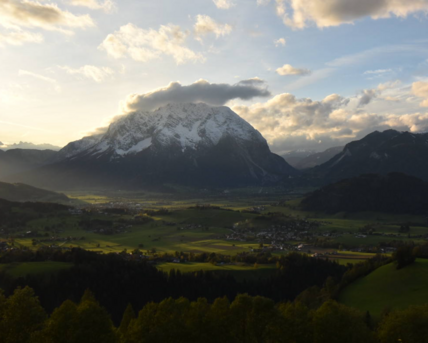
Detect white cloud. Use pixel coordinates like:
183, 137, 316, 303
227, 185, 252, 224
0, 29, 43, 46
232, 88, 428, 154
99, 23, 205, 65
68, 0, 116, 12
121, 78, 271, 113
274, 0, 428, 29
274, 38, 286, 47
412, 81, 428, 107
0, 0, 95, 35
213, 0, 235, 9
257, 0, 271, 5
18, 69, 61, 92
276, 64, 311, 76
194, 15, 232, 40
59, 65, 114, 82
364, 69, 393, 75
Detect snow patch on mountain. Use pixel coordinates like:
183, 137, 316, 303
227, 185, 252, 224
58, 103, 266, 160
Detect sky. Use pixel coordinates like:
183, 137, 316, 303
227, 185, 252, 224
1, 0, 428, 154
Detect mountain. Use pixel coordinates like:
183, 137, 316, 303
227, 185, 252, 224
290, 146, 343, 170
0, 149, 58, 179
0, 141, 62, 151
312, 130, 428, 182
282, 150, 316, 168
301, 173, 428, 214
0, 181, 70, 203
10, 103, 297, 189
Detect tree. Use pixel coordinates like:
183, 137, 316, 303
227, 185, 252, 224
73, 290, 118, 343
394, 246, 416, 269
313, 300, 375, 343
276, 302, 314, 343
1, 287, 47, 343
118, 303, 136, 340
38, 300, 79, 343
377, 305, 428, 343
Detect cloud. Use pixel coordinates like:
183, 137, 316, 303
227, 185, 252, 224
0, 29, 43, 46
412, 81, 428, 107
274, 0, 428, 29
213, 0, 235, 9
59, 65, 114, 82
0, 0, 95, 34
276, 64, 311, 76
364, 69, 393, 75
358, 89, 378, 107
18, 69, 61, 92
99, 23, 205, 65
68, 0, 116, 12
121, 78, 271, 113
274, 38, 286, 47
232, 90, 428, 154
257, 0, 271, 5
194, 15, 232, 40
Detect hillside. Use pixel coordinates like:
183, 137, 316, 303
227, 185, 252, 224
0, 181, 70, 203
339, 259, 428, 317
312, 130, 428, 182
301, 173, 428, 214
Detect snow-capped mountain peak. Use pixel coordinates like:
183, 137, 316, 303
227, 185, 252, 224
58, 102, 265, 160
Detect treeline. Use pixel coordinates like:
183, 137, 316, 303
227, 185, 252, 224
0, 248, 346, 323
1, 286, 428, 343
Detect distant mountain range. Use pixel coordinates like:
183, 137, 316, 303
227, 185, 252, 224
283, 147, 343, 170
2, 105, 428, 191
301, 173, 428, 214
6, 103, 296, 189
312, 130, 428, 183
0, 141, 62, 151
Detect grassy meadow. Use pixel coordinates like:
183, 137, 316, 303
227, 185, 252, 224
339, 258, 428, 318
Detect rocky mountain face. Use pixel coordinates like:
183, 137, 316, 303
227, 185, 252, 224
0, 149, 58, 179
312, 130, 428, 182
11, 103, 297, 189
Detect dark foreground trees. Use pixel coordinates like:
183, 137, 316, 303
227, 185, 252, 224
1, 286, 427, 343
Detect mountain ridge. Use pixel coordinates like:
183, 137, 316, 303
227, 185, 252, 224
8, 103, 297, 189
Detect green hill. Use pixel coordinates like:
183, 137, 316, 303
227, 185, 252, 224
0, 181, 70, 203
339, 259, 428, 317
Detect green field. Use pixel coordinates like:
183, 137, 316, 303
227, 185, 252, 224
0, 261, 73, 278
339, 258, 428, 317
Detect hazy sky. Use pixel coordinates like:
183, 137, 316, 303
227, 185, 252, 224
1, 0, 428, 154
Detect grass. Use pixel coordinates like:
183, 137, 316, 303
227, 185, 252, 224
0, 261, 73, 278
339, 258, 428, 318
156, 262, 277, 281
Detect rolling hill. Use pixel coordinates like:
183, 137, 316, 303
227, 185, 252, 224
339, 259, 428, 317
0, 181, 70, 203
